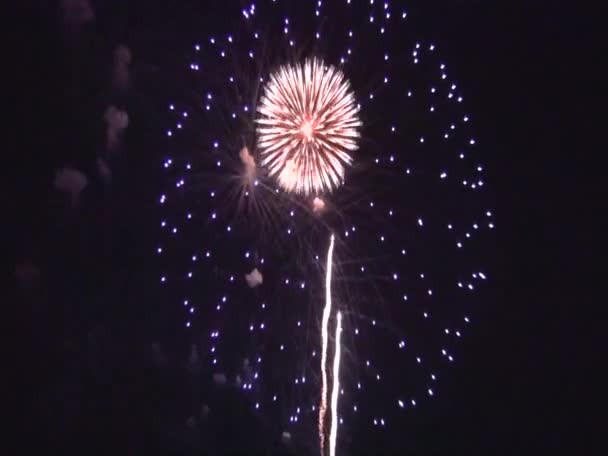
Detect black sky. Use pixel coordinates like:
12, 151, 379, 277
12, 1, 599, 454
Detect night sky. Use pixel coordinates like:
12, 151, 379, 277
12, 1, 598, 454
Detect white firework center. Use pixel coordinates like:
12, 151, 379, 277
256, 58, 362, 195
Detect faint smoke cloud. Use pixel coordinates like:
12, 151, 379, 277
239, 146, 256, 184
185, 416, 197, 428
112, 45, 132, 91
212, 372, 227, 385
54, 167, 88, 206
96, 157, 111, 182
61, 0, 95, 27
104, 105, 129, 152
188, 344, 201, 374
15, 261, 41, 288
150, 341, 168, 368
245, 267, 263, 288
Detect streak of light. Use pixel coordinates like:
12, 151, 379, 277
329, 311, 343, 456
319, 234, 335, 454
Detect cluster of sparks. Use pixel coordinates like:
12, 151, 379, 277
256, 59, 361, 195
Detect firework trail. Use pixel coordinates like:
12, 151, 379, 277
319, 233, 335, 454
329, 311, 343, 456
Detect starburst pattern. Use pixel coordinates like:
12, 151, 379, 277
256, 58, 361, 195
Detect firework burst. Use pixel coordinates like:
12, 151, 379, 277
160, 0, 495, 453
256, 58, 362, 195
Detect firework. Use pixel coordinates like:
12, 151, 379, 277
256, 59, 361, 195
159, 0, 495, 453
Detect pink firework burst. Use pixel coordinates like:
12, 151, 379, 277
256, 58, 362, 195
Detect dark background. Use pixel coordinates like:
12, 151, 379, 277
11, 1, 599, 454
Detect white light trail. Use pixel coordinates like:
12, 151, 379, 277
319, 234, 335, 454
329, 311, 343, 456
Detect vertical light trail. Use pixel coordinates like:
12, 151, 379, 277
319, 234, 335, 455
329, 311, 343, 456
